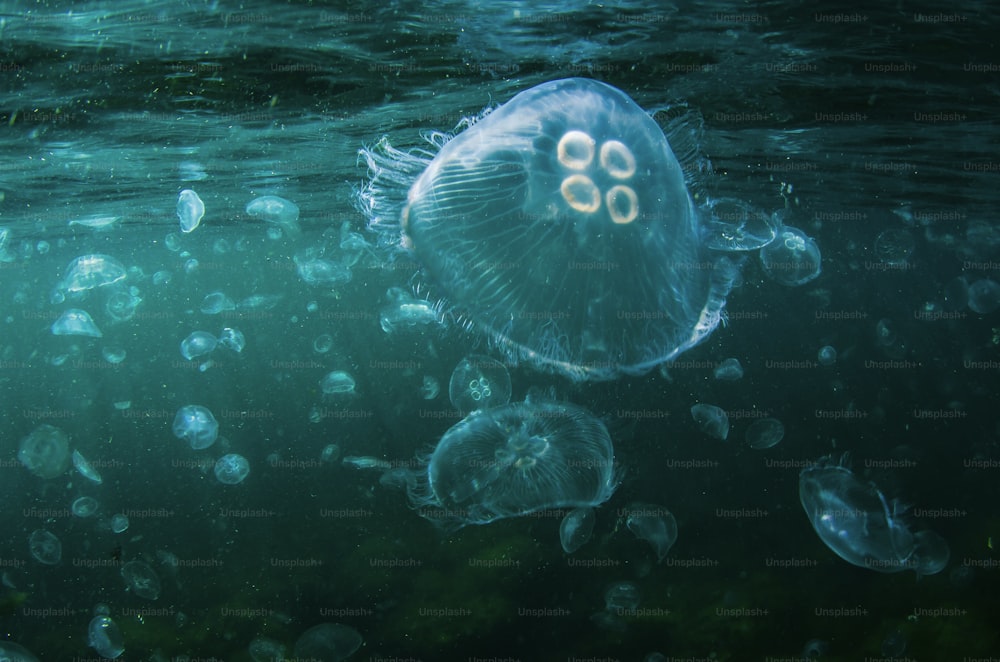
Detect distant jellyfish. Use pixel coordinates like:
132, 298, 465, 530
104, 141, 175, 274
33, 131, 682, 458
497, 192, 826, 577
420, 375, 440, 400
690, 403, 729, 441
177, 189, 205, 233
28, 529, 62, 565
874, 229, 915, 267
217, 327, 246, 353
448, 354, 512, 414
121, 559, 161, 600
313, 333, 334, 354
18, 424, 71, 479
701, 197, 780, 251
172, 405, 219, 450
293, 623, 362, 662
817, 345, 837, 366
72, 449, 104, 484
110, 514, 130, 534
51, 308, 103, 338
967, 278, 1000, 314
320, 370, 356, 395
625, 503, 678, 562
745, 417, 785, 450
214, 453, 250, 485
408, 400, 619, 528
201, 292, 236, 315
760, 226, 821, 286
713, 357, 744, 381
88, 615, 125, 659
559, 507, 596, 554
379, 287, 443, 334
245, 195, 301, 238
604, 580, 641, 612
72, 496, 99, 518
358, 77, 749, 380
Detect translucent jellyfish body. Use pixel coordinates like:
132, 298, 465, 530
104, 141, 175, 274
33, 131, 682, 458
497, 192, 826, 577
88, 615, 125, 659
120, 559, 161, 599
760, 226, 821, 286
448, 354, 511, 414
409, 400, 619, 528
18, 424, 71, 479
359, 78, 743, 380
799, 455, 949, 576
61, 254, 127, 292
172, 405, 219, 450
214, 453, 250, 485
51, 308, 103, 338
28, 529, 62, 565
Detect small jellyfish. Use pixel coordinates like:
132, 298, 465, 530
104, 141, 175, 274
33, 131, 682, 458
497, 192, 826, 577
180, 331, 218, 361
604, 581, 641, 612
293, 623, 363, 662
28, 529, 62, 565
217, 327, 246, 353
625, 503, 678, 562
18, 424, 71, 479
817, 345, 837, 366
294, 247, 351, 285
713, 357, 744, 381
72, 496, 99, 518
875, 318, 896, 347
88, 615, 125, 659
201, 292, 236, 315
313, 333, 334, 354
214, 454, 250, 485
101, 346, 127, 364
245, 195, 301, 238
72, 449, 104, 484
172, 405, 219, 450
745, 417, 785, 450
420, 375, 440, 400
320, 444, 340, 463
320, 370, 356, 395
177, 189, 205, 233
111, 514, 130, 534
51, 309, 103, 338
61, 254, 127, 292
967, 278, 1000, 314
559, 507, 596, 554
760, 226, 821, 286
379, 287, 443, 333
880, 628, 907, 657
120, 559, 161, 599
690, 403, 729, 441
448, 354, 512, 415
874, 229, 915, 267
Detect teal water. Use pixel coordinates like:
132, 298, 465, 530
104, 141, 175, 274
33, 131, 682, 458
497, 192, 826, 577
1, 1, 999, 660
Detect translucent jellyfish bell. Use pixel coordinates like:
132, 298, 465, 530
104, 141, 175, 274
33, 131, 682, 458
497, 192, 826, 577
409, 400, 620, 528
359, 78, 741, 381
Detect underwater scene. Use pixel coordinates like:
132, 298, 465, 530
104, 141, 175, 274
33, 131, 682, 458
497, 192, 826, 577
1, 0, 999, 660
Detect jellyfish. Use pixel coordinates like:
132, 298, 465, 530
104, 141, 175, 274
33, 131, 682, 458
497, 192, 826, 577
407, 400, 620, 528
799, 454, 949, 576
358, 77, 748, 381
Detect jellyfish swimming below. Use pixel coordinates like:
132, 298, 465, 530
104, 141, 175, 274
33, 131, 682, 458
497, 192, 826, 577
407, 400, 620, 528
799, 454, 949, 576
358, 77, 750, 381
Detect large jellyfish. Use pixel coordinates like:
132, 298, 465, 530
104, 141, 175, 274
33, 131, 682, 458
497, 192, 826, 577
358, 77, 755, 381
406, 399, 620, 528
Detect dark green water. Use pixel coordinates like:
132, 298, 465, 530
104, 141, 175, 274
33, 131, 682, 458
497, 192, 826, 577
1, 1, 998, 660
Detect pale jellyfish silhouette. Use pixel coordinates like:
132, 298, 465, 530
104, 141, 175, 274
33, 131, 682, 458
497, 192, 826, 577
624, 502, 678, 562
559, 507, 596, 554
358, 77, 749, 380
